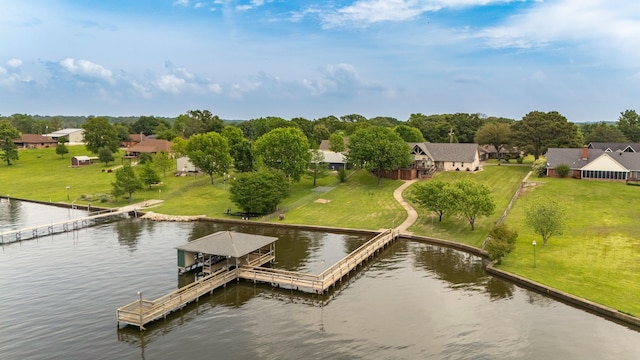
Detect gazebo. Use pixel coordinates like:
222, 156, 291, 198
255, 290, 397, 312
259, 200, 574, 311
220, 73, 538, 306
175, 231, 277, 275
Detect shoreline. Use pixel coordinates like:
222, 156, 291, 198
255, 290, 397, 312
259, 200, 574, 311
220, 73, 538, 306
2, 195, 639, 329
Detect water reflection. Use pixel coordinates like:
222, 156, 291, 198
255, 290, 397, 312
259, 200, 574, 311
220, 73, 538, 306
116, 218, 145, 251
0, 199, 22, 231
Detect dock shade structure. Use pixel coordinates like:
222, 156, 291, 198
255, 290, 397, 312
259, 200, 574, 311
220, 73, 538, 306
176, 231, 277, 275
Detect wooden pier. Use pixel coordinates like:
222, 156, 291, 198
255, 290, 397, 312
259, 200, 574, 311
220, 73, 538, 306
117, 228, 399, 330
0, 207, 133, 244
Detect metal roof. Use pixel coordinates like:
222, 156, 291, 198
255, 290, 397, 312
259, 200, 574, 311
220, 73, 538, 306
175, 231, 278, 257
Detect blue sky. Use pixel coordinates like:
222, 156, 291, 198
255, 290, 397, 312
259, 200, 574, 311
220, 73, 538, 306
1, 0, 639, 122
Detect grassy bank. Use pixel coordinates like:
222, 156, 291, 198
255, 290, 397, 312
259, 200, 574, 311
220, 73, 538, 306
406, 165, 531, 247
500, 178, 640, 317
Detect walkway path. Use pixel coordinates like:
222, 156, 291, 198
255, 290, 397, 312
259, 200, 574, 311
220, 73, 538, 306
392, 179, 419, 235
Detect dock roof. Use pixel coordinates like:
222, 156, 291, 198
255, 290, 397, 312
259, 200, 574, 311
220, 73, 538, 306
175, 231, 277, 257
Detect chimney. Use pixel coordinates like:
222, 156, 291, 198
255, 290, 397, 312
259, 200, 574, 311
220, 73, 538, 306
582, 145, 588, 160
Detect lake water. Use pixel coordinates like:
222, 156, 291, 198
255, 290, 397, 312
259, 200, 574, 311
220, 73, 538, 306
1, 200, 639, 359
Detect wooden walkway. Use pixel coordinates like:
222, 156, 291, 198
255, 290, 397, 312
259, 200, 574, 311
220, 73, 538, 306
0, 208, 132, 244
117, 229, 399, 330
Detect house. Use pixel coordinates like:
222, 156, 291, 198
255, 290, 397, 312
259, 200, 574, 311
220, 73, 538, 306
123, 139, 173, 159
46, 128, 85, 144
14, 134, 58, 149
384, 142, 481, 180
546, 146, 640, 182
121, 134, 146, 148
319, 138, 349, 152
478, 144, 521, 161
71, 156, 93, 167
587, 142, 640, 153
319, 150, 347, 170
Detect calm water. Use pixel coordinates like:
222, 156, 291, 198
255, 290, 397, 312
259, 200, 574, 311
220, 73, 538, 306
1, 201, 639, 360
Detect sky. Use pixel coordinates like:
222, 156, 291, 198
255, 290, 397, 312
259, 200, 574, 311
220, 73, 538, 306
1, 0, 639, 122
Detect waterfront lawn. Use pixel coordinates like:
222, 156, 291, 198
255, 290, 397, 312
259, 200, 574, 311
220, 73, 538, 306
500, 178, 640, 317
281, 170, 406, 230
406, 165, 531, 247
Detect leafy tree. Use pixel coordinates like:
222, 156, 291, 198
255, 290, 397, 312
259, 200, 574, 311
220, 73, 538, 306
328, 132, 346, 152
368, 116, 400, 127
555, 164, 570, 178
254, 127, 311, 182
173, 109, 224, 138
309, 124, 330, 148
153, 151, 174, 177
222, 126, 254, 172
485, 224, 518, 264
58, 136, 69, 144
474, 122, 512, 154
237, 116, 293, 141
8, 113, 36, 134
55, 143, 69, 158
82, 117, 119, 154
346, 126, 412, 185
394, 124, 425, 142
0, 120, 20, 165
308, 149, 329, 187
114, 123, 131, 144
139, 162, 161, 189
511, 111, 580, 160
98, 146, 115, 165
154, 122, 179, 140
138, 152, 153, 164
452, 179, 495, 231
581, 121, 627, 143
525, 200, 565, 245
411, 180, 457, 222
531, 157, 547, 177
131, 115, 170, 136
111, 164, 143, 202
616, 110, 640, 142
229, 169, 289, 214
171, 137, 188, 158
340, 114, 367, 123
185, 132, 232, 184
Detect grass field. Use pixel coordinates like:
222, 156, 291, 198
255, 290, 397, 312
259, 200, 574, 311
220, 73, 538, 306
406, 165, 531, 247
500, 177, 640, 317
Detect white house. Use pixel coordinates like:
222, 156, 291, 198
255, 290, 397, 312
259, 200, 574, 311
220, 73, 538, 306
177, 156, 199, 173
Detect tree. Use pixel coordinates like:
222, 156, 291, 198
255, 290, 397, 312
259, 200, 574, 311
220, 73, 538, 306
525, 200, 565, 245
185, 132, 232, 184
222, 126, 254, 172
308, 149, 329, 187
511, 111, 580, 160
153, 151, 173, 177
111, 164, 143, 202
173, 109, 224, 138
98, 146, 115, 165
82, 117, 119, 154
139, 162, 161, 189
474, 122, 512, 155
616, 110, 640, 142
581, 121, 627, 143
229, 169, 289, 214
394, 124, 425, 142
8, 113, 36, 134
0, 120, 20, 165
328, 132, 346, 152
55, 143, 69, 158
411, 180, 457, 222
485, 224, 518, 264
346, 126, 412, 185
452, 179, 495, 231
254, 127, 312, 182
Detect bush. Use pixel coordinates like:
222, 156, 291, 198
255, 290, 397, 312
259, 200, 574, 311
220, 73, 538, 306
338, 168, 347, 183
531, 157, 547, 178
556, 163, 570, 178
485, 224, 518, 264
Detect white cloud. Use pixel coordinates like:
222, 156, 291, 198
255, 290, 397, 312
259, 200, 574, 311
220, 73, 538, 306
59, 58, 115, 84
155, 74, 187, 94
173, 0, 189, 7
236, 0, 269, 11
6, 58, 22, 67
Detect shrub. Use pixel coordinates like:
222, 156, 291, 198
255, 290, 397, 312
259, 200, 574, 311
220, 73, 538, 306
485, 224, 518, 264
338, 168, 347, 182
531, 157, 547, 177
555, 163, 570, 178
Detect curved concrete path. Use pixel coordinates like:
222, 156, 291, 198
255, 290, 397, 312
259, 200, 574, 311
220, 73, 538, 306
392, 179, 419, 235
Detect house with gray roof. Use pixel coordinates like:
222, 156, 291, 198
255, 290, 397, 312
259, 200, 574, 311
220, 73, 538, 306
384, 142, 481, 180
587, 142, 640, 153
546, 146, 640, 182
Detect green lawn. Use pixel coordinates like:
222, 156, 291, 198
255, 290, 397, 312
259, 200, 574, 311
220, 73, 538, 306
281, 170, 406, 230
406, 165, 531, 247
500, 177, 640, 317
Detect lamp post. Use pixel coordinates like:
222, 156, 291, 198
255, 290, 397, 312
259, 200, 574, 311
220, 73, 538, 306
66, 186, 70, 201
532, 240, 537, 268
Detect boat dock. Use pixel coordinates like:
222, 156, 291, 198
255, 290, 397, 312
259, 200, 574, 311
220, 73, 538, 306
117, 229, 398, 330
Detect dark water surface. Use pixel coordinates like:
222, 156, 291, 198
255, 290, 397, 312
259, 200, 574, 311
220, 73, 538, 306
1, 201, 639, 359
